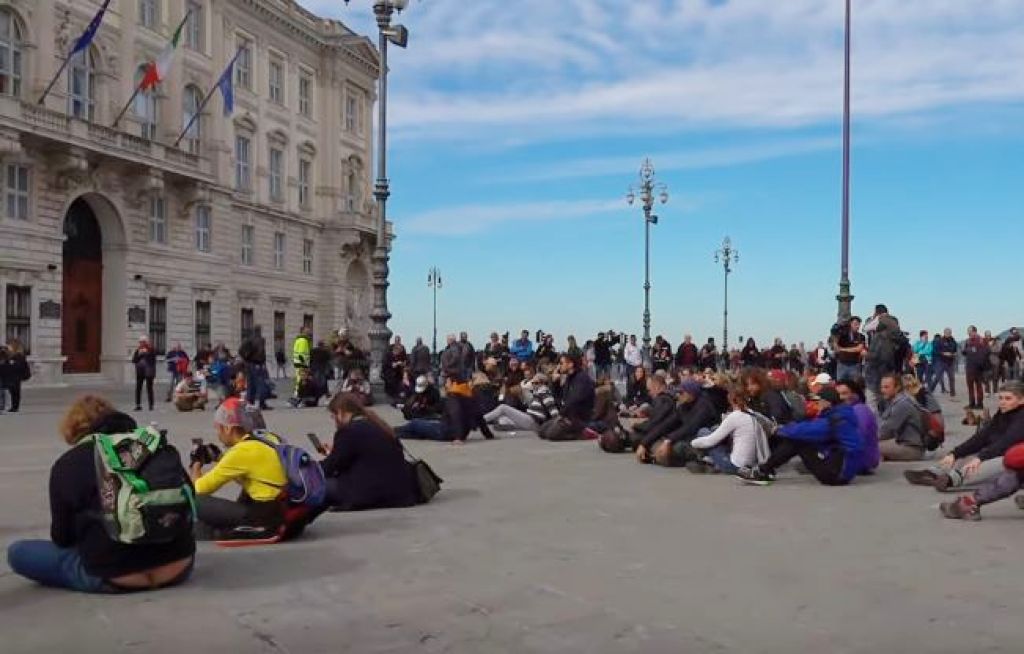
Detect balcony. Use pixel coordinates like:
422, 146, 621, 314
0, 97, 211, 182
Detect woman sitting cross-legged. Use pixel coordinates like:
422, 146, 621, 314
736, 388, 864, 486
6, 395, 195, 593
320, 393, 418, 511
688, 386, 770, 474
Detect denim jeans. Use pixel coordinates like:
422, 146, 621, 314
836, 361, 862, 384
397, 419, 448, 441
7, 540, 112, 593
929, 360, 955, 395
708, 444, 739, 474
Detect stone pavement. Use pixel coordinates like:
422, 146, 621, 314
0, 380, 1020, 654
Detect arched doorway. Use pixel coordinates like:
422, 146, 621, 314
63, 199, 103, 372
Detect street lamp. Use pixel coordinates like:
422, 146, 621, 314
427, 267, 441, 363
714, 236, 739, 368
345, 0, 414, 394
626, 158, 669, 363
836, 0, 855, 321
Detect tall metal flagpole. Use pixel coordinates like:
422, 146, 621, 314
172, 49, 241, 148
837, 0, 854, 321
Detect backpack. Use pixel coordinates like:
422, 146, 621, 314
86, 427, 196, 545
209, 359, 232, 386
248, 432, 326, 509
915, 405, 945, 451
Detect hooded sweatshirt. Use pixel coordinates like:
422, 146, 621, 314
776, 404, 864, 482
951, 405, 1024, 461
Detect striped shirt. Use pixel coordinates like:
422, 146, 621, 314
526, 387, 559, 424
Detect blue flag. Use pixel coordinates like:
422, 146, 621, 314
216, 51, 242, 117
72, 0, 112, 56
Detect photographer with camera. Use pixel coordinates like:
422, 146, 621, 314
188, 398, 289, 541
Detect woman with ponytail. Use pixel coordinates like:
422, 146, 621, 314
320, 393, 418, 511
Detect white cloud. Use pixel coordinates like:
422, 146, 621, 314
402, 198, 624, 236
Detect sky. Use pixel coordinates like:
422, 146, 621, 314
299, 0, 1024, 350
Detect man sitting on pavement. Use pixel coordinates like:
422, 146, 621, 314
173, 370, 208, 412
877, 373, 926, 461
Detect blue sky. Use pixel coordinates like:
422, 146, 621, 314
300, 0, 1024, 349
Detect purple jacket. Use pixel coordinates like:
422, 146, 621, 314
851, 401, 880, 473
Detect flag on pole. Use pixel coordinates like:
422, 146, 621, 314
216, 51, 241, 116
72, 0, 113, 56
139, 13, 190, 91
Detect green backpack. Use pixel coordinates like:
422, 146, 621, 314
86, 427, 196, 545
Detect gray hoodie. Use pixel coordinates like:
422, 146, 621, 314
879, 392, 923, 447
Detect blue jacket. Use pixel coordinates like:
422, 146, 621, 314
510, 338, 534, 362
777, 404, 864, 482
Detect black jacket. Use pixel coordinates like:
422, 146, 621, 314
665, 393, 723, 444
239, 336, 267, 365
131, 348, 157, 379
402, 386, 442, 420
410, 344, 432, 374
321, 418, 418, 511
49, 412, 195, 578
632, 391, 676, 435
750, 388, 792, 424
560, 369, 595, 424
952, 406, 1024, 461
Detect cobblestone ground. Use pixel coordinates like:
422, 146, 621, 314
0, 378, 1019, 653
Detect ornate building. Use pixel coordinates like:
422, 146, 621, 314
0, 0, 386, 384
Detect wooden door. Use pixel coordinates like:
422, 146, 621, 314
62, 199, 103, 374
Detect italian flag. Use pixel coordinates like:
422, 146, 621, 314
140, 14, 188, 91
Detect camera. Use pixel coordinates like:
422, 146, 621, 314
189, 438, 222, 466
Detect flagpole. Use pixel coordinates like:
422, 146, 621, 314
172, 49, 241, 148
37, 57, 72, 106
38, 0, 113, 106
112, 83, 143, 128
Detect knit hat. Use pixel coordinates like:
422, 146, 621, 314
214, 397, 254, 431
812, 388, 841, 406
679, 380, 703, 397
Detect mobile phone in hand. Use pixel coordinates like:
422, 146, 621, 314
307, 432, 325, 455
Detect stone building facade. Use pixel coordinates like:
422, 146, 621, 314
0, 0, 386, 385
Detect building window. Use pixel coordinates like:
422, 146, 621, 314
273, 311, 285, 358
240, 308, 254, 343
302, 238, 313, 275
298, 159, 311, 209
303, 313, 314, 331
0, 10, 23, 98
345, 95, 358, 133
235, 134, 251, 190
148, 297, 167, 355
298, 74, 311, 117
5, 164, 29, 220
240, 223, 254, 265
346, 170, 358, 212
273, 231, 285, 270
182, 85, 202, 155
149, 196, 166, 244
138, 0, 160, 29
68, 48, 95, 121
194, 205, 211, 252
235, 36, 252, 90
5, 285, 30, 353
185, 1, 203, 51
134, 66, 158, 140
269, 58, 284, 104
269, 147, 283, 201
194, 300, 211, 351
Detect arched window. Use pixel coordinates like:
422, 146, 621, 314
68, 48, 96, 121
182, 85, 202, 154
0, 9, 23, 97
134, 65, 158, 140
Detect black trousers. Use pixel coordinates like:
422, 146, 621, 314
4, 382, 20, 411
135, 376, 154, 409
194, 494, 285, 538
762, 439, 848, 486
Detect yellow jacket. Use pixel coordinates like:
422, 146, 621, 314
194, 434, 287, 502
292, 334, 311, 367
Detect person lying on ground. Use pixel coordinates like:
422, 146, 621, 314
6, 395, 194, 593
689, 386, 771, 474
877, 374, 926, 462
906, 381, 1024, 491
319, 393, 418, 511
940, 441, 1024, 521
736, 387, 865, 486
836, 378, 880, 475
398, 380, 494, 444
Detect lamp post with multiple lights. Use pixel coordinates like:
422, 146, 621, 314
714, 236, 739, 366
626, 159, 669, 362
427, 267, 441, 362
837, 0, 854, 321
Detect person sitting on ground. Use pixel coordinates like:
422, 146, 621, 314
588, 374, 623, 435
6, 395, 195, 592
318, 393, 418, 511
689, 386, 771, 474
741, 367, 792, 424
939, 441, 1024, 521
768, 369, 807, 422
906, 380, 1024, 491
538, 354, 595, 442
621, 366, 652, 417
173, 369, 208, 412
402, 375, 442, 420
836, 378, 880, 475
636, 380, 717, 466
737, 388, 864, 486
289, 366, 327, 408
603, 372, 676, 453
877, 374, 926, 461
484, 373, 558, 434
340, 368, 373, 407
188, 398, 292, 541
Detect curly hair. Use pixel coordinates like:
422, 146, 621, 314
59, 395, 115, 445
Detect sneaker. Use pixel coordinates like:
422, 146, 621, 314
736, 466, 774, 486
939, 496, 981, 521
903, 469, 939, 487
685, 461, 711, 474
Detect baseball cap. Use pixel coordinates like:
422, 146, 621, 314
811, 372, 833, 386
415, 376, 428, 393
214, 397, 254, 431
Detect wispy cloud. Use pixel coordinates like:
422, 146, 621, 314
402, 199, 624, 236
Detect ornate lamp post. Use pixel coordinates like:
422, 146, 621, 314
427, 267, 441, 364
345, 0, 412, 393
837, 0, 855, 321
626, 158, 669, 362
714, 236, 739, 366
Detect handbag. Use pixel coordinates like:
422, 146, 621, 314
401, 443, 442, 504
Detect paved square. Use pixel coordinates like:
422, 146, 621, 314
0, 382, 1019, 653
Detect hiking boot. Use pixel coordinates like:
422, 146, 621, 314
939, 496, 981, 521
933, 472, 956, 492
685, 460, 711, 474
1015, 495, 1024, 510
903, 469, 939, 487
736, 466, 774, 486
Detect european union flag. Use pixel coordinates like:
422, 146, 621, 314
217, 51, 241, 117
72, 0, 112, 56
